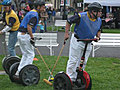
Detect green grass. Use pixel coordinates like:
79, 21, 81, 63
0, 55, 120, 90
102, 29, 120, 33
47, 24, 120, 33
47, 26, 65, 32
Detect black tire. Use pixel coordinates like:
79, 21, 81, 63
19, 64, 40, 86
53, 72, 72, 90
9, 62, 20, 83
2, 57, 8, 65
2, 56, 20, 74
2, 56, 9, 72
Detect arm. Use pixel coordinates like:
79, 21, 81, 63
96, 24, 102, 41
64, 22, 71, 40
27, 24, 34, 39
40, 12, 48, 20
0, 26, 11, 34
64, 14, 81, 40
27, 17, 37, 39
0, 17, 16, 34
96, 30, 101, 39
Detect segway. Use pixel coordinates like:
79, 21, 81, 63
2, 56, 21, 74
8, 38, 42, 85
9, 61, 40, 85
53, 39, 97, 90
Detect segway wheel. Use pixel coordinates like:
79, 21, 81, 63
2, 57, 8, 64
53, 71, 72, 90
83, 71, 92, 90
2, 57, 9, 72
19, 64, 40, 86
74, 71, 92, 90
9, 62, 20, 83
2, 56, 21, 74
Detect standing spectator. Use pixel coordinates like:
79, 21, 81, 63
113, 8, 120, 29
37, 18, 44, 33
48, 7, 52, 22
41, 11, 48, 32
19, 3, 26, 22
64, 2, 102, 84
74, 9, 78, 15
14, 1, 45, 78
0, 0, 20, 56
52, 8, 56, 22
25, 2, 31, 11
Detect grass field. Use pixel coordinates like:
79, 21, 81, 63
0, 55, 120, 90
47, 24, 120, 33
102, 29, 120, 33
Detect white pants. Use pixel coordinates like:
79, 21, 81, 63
66, 34, 92, 81
16, 32, 35, 75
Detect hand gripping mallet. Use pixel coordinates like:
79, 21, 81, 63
43, 40, 66, 86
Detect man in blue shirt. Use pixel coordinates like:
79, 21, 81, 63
64, 2, 103, 83
15, 1, 45, 78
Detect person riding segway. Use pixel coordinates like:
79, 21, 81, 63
0, 0, 20, 56
53, 2, 103, 90
9, 1, 46, 86
0, 0, 21, 78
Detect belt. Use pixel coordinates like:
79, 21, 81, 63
74, 34, 92, 43
74, 34, 79, 39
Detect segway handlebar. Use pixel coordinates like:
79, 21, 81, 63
33, 37, 42, 48
77, 38, 98, 42
34, 37, 42, 40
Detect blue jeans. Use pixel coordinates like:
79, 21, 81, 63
44, 20, 47, 32
8, 31, 18, 56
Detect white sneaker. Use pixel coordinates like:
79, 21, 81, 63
15, 71, 19, 76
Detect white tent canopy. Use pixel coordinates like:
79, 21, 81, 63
84, 0, 120, 6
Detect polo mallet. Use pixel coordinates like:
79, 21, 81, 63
34, 47, 54, 85
33, 38, 53, 85
43, 40, 66, 86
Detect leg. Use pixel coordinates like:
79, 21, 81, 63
44, 20, 47, 32
66, 34, 84, 82
16, 33, 35, 75
8, 31, 18, 56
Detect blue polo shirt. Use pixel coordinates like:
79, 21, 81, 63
67, 12, 102, 39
